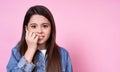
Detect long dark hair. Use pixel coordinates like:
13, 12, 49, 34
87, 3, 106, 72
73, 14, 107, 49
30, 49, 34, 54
18, 5, 62, 72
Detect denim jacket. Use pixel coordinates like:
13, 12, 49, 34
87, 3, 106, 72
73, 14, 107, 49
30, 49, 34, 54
7, 45, 73, 72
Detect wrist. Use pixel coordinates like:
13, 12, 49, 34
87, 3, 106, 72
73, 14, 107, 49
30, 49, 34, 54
24, 48, 36, 63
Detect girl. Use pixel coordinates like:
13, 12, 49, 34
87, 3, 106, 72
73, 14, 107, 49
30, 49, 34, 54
7, 5, 73, 72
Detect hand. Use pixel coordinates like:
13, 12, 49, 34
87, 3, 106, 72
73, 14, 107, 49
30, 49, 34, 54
24, 29, 38, 63
25, 29, 38, 50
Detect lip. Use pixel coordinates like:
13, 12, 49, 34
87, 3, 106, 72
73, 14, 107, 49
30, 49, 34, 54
38, 36, 44, 40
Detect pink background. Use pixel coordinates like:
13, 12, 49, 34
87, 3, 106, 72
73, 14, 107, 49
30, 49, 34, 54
0, 0, 120, 72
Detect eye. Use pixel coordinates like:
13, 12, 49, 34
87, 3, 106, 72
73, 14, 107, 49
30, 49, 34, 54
43, 25, 48, 28
31, 25, 36, 29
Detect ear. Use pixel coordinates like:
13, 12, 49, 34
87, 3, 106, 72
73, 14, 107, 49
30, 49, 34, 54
25, 25, 28, 31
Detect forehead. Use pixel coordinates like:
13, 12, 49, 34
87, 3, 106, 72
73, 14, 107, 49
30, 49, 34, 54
28, 14, 50, 24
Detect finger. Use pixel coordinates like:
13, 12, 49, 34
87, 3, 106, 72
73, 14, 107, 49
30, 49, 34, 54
34, 35, 38, 41
28, 31, 33, 38
31, 33, 36, 39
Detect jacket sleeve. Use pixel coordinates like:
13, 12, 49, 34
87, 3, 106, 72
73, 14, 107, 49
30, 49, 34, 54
6, 47, 35, 72
66, 52, 73, 72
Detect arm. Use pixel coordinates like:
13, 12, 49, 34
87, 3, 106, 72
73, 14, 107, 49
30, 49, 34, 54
7, 30, 39, 72
6, 48, 35, 72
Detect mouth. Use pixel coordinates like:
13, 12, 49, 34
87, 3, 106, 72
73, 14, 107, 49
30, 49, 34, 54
38, 36, 44, 40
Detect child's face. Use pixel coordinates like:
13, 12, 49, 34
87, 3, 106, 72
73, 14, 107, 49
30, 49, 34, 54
26, 14, 51, 45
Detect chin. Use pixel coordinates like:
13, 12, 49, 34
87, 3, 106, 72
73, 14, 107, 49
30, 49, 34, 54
37, 42, 43, 45
37, 41, 45, 45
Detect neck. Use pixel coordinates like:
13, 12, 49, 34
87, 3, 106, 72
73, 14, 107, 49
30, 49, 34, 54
37, 43, 46, 50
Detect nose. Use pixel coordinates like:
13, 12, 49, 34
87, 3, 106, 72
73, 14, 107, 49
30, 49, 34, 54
37, 26, 43, 34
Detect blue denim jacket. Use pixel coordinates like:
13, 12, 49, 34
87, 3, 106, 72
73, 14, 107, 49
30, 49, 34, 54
7, 45, 73, 72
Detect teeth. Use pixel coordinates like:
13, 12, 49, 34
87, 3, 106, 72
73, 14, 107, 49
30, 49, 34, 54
39, 36, 44, 39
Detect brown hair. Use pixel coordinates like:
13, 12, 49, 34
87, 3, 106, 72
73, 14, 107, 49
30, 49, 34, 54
18, 5, 62, 72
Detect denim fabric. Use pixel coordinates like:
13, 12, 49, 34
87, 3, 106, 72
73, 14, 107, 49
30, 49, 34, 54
7, 45, 73, 72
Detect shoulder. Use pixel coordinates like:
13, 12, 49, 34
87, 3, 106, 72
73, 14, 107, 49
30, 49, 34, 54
59, 47, 70, 56
59, 47, 68, 52
11, 44, 21, 59
12, 44, 19, 53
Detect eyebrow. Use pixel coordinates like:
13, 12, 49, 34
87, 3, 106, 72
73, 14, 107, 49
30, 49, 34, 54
29, 23, 50, 26
29, 23, 37, 25
41, 23, 50, 25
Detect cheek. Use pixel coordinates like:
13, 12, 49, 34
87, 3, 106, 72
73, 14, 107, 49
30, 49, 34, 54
28, 27, 36, 32
27, 26, 32, 31
46, 29, 51, 36
48, 29, 51, 35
